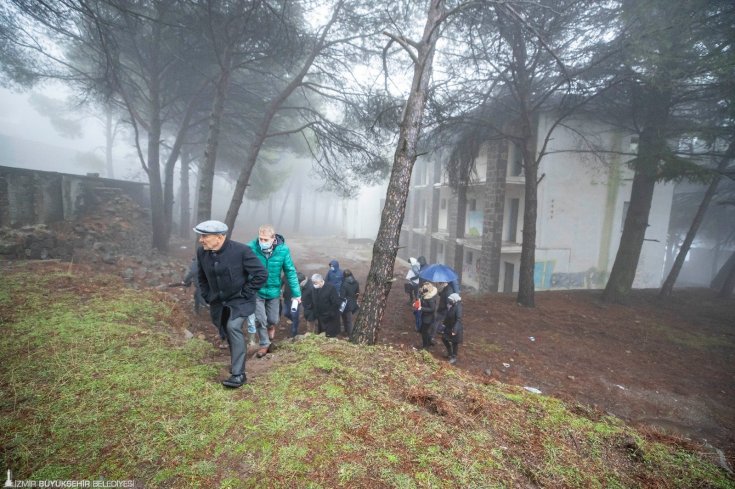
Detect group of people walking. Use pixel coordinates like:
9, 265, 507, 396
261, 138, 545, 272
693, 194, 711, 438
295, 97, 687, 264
405, 256, 464, 365
302, 261, 361, 338
190, 220, 462, 388
192, 220, 360, 388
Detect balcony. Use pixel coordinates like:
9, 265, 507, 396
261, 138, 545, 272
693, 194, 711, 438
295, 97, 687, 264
506, 174, 525, 186
501, 240, 522, 254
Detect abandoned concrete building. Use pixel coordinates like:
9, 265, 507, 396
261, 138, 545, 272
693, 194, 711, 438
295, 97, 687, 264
399, 114, 675, 293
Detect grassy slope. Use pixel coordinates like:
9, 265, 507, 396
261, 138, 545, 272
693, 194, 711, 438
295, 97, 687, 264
0, 264, 732, 488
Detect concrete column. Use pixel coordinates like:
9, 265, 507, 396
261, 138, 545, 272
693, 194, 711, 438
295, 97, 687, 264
479, 140, 508, 292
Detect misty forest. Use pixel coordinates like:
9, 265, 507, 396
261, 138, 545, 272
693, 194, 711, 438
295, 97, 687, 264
2, 0, 734, 331
1, 0, 734, 486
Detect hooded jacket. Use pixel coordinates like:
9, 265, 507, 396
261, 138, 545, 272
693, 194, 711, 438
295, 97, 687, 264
340, 274, 360, 313
442, 300, 463, 343
248, 233, 301, 300
419, 283, 438, 325
326, 259, 343, 291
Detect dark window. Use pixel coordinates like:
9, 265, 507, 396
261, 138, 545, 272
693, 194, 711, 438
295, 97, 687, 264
503, 262, 515, 293
507, 198, 519, 241
440, 198, 446, 210
510, 142, 523, 177
465, 251, 474, 265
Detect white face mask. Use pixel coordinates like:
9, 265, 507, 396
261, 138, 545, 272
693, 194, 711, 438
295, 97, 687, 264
313, 282, 323, 289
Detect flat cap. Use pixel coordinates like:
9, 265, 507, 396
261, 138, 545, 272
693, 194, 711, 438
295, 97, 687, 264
193, 220, 228, 235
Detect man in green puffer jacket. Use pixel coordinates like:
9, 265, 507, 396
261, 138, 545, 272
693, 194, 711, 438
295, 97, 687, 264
248, 224, 301, 357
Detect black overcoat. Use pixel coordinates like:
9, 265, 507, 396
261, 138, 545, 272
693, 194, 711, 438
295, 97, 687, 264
313, 283, 341, 336
339, 276, 360, 313
197, 239, 268, 335
442, 302, 463, 344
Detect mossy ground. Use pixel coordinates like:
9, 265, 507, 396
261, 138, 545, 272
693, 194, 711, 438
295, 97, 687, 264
1, 262, 732, 488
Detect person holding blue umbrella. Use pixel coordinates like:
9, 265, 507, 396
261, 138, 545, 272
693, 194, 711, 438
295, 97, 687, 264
418, 263, 460, 293
418, 263, 460, 341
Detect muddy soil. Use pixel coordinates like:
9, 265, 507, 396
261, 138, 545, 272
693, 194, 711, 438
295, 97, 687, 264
170, 235, 734, 465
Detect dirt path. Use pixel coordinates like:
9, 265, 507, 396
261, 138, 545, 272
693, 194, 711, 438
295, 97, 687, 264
171, 235, 735, 465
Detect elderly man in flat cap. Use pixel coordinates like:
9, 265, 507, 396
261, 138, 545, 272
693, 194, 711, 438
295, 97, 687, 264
194, 220, 268, 388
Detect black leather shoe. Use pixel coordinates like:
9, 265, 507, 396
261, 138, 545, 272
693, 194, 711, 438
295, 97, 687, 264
222, 374, 246, 388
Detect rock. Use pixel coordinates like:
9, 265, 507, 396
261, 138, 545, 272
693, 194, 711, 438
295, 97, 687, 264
484, 368, 492, 376
184, 329, 194, 340
101, 252, 117, 264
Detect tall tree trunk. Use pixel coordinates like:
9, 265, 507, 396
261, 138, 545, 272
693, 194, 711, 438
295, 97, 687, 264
602, 87, 671, 303
293, 179, 303, 233
198, 52, 231, 223
660, 149, 732, 296
147, 76, 168, 252
162, 82, 205, 243
192, 164, 201, 229
517, 139, 538, 307
276, 180, 293, 230
602, 166, 657, 302
178, 150, 191, 238
497, 5, 538, 307
351, 0, 445, 345
105, 109, 114, 179
718, 251, 735, 298
452, 183, 467, 281
223, 5, 343, 235
711, 249, 735, 290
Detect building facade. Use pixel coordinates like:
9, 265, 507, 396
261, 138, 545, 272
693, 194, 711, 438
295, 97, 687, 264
400, 114, 675, 293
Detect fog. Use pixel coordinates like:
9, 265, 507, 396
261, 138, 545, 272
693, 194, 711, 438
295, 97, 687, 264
1, 1, 732, 297
0, 84, 384, 244
2, 81, 733, 290
0, 84, 143, 179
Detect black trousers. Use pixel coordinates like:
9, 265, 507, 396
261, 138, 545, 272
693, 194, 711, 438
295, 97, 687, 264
442, 338, 459, 358
420, 322, 433, 348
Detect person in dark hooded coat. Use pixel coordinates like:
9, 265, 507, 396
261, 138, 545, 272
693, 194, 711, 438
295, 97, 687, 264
339, 269, 360, 336
442, 293, 463, 364
326, 259, 343, 291
311, 273, 341, 337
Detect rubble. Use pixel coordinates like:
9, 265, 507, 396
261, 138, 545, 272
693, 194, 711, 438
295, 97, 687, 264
0, 188, 191, 288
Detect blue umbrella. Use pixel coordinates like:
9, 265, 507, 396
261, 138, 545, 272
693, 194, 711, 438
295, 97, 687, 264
418, 263, 458, 283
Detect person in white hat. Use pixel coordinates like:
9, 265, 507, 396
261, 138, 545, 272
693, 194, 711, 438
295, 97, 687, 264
194, 220, 268, 388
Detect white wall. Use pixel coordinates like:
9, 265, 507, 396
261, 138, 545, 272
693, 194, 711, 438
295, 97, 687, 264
534, 114, 674, 289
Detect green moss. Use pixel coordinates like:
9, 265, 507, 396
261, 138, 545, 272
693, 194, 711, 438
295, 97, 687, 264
1, 266, 731, 488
